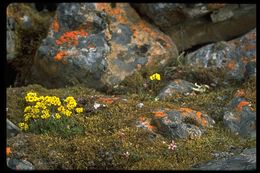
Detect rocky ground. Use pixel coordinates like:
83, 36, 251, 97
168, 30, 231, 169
6, 3, 256, 170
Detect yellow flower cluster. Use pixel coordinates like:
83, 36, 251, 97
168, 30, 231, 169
64, 96, 77, 110
25, 92, 39, 102
18, 122, 29, 131
75, 107, 84, 113
18, 91, 84, 131
150, 73, 161, 81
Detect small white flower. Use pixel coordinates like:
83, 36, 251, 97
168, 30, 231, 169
94, 102, 101, 109
123, 151, 130, 158
136, 103, 144, 108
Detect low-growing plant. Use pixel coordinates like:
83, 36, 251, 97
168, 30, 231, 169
18, 91, 85, 137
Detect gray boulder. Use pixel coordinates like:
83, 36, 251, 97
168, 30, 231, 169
157, 79, 196, 100
184, 28, 256, 82
7, 158, 35, 170
28, 3, 178, 89
223, 97, 256, 139
150, 108, 215, 139
132, 4, 256, 51
7, 119, 20, 138
192, 148, 256, 170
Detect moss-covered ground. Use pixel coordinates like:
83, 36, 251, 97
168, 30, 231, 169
6, 72, 256, 170
6, 3, 256, 170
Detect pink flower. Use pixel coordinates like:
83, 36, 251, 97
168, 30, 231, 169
168, 140, 177, 151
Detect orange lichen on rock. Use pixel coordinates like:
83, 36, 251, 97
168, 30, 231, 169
241, 56, 249, 65
139, 116, 146, 122
131, 21, 171, 48
196, 111, 202, 119
6, 147, 11, 156
95, 3, 128, 24
55, 30, 88, 46
138, 116, 156, 131
54, 51, 68, 61
194, 111, 208, 127
52, 15, 59, 32
179, 108, 193, 116
236, 101, 250, 111
200, 118, 208, 127
152, 111, 166, 118
97, 97, 118, 104
226, 60, 237, 70
234, 89, 246, 97
242, 44, 256, 52
147, 124, 157, 131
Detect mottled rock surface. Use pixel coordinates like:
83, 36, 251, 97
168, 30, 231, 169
137, 108, 215, 139
28, 3, 178, 89
132, 3, 221, 29
7, 158, 35, 170
157, 79, 196, 100
7, 119, 21, 138
133, 3, 256, 51
184, 28, 256, 82
192, 148, 256, 170
223, 97, 256, 139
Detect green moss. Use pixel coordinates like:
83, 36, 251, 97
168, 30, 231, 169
7, 78, 256, 170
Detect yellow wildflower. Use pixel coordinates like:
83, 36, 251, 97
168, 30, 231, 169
75, 107, 84, 113
58, 106, 65, 112
35, 102, 46, 109
41, 109, 50, 119
25, 92, 39, 102
24, 106, 32, 113
64, 96, 75, 102
32, 114, 39, 119
54, 113, 61, 119
18, 122, 29, 131
24, 113, 32, 121
149, 73, 161, 80
64, 110, 72, 117
31, 107, 40, 114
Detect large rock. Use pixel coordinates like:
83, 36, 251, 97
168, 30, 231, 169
132, 3, 223, 29
7, 119, 21, 138
184, 28, 256, 82
223, 97, 256, 139
132, 3, 256, 51
157, 79, 196, 100
7, 158, 35, 170
192, 148, 256, 170
228, 28, 256, 79
28, 3, 178, 89
137, 108, 215, 139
